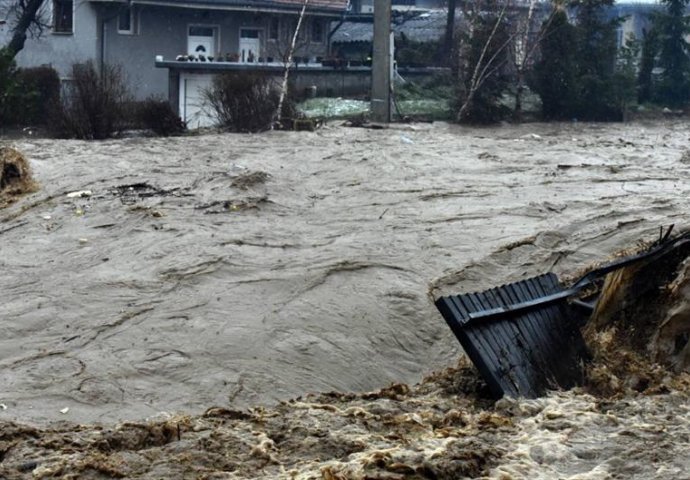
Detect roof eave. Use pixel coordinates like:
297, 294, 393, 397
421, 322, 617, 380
90, 0, 347, 16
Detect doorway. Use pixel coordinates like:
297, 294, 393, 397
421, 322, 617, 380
187, 25, 218, 57
239, 29, 261, 62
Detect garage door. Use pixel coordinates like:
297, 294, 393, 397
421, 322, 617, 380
179, 73, 216, 129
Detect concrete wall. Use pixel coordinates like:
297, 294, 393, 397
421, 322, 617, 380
2, 0, 99, 79
102, 4, 332, 99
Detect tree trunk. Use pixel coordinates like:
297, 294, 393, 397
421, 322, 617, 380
5, 0, 46, 57
274, 0, 309, 128
443, 0, 457, 66
513, 69, 524, 121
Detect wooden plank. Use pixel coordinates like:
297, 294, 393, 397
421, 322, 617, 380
435, 272, 588, 399
447, 296, 506, 396
479, 287, 536, 397
462, 293, 519, 396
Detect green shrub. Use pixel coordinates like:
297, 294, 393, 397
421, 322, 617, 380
0, 48, 19, 127
533, 0, 626, 121
12, 66, 61, 126
136, 97, 185, 136
396, 38, 441, 68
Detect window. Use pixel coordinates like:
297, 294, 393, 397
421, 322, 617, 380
118, 7, 134, 34
189, 26, 215, 37
269, 17, 279, 40
311, 20, 323, 43
240, 29, 259, 39
53, 0, 73, 34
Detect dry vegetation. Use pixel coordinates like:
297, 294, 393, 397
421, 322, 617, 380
0, 147, 38, 208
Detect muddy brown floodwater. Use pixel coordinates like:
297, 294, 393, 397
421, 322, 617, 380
0, 121, 689, 430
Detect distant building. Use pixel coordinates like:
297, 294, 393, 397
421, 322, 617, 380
350, 0, 445, 14
1, 0, 349, 99
609, 2, 662, 48
331, 9, 449, 64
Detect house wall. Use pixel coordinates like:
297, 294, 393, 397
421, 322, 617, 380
616, 7, 656, 48
3, 0, 99, 79
101, 4, 332, 99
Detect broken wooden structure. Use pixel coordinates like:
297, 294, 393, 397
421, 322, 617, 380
435, 228, 690, 398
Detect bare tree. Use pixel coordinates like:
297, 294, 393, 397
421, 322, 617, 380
455, 0, 553, 122
510, 0, 553, 120
443, 0, 458, 64
456, 0, 512, 121
273, 0, 309, 127
1, 0, 47, 57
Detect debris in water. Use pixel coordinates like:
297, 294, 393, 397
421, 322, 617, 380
584, 230, 690, 395
196, 196, 270, 214
231, 170, 271, 190
66, 190, 92, 198
436, 229, 690, 399
111, 182, 183, 205
0, 146, 38, 208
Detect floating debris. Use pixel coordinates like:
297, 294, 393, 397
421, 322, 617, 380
0, 146, 38, 208
111, 182, 184, 205
66, 190, 92, 198
231, 171, 271, 190
196, 196, 270, 214
585, 231, 690, 396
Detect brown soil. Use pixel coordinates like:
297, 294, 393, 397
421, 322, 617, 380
583, 234, 690, 396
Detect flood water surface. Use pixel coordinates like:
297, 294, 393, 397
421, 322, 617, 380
1, 120, 689, 427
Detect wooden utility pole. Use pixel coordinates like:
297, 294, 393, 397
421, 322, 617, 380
371, 0, 391, 122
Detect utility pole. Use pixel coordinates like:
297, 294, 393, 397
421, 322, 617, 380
371, 0, 391, 122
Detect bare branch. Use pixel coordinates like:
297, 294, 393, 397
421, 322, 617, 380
273, 0, 310, 127
3, 0, 47, 57
458, 0, 511, 120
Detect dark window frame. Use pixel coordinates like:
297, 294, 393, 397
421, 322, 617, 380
53, 0, 73, 34
269, 17, 279, 40
117, 6, 135, 34
311, 20, 323, 43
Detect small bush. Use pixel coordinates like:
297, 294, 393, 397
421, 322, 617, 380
0, 49, 19, 127
50, 61, 130, 139
11, 66, 61, 126
136, 97, 185, 136
204, 72, 280, 132
395, 38, 441, 68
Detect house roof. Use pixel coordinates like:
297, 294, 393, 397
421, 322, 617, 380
332, 9, 449, 44
94, 0, 349, 14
